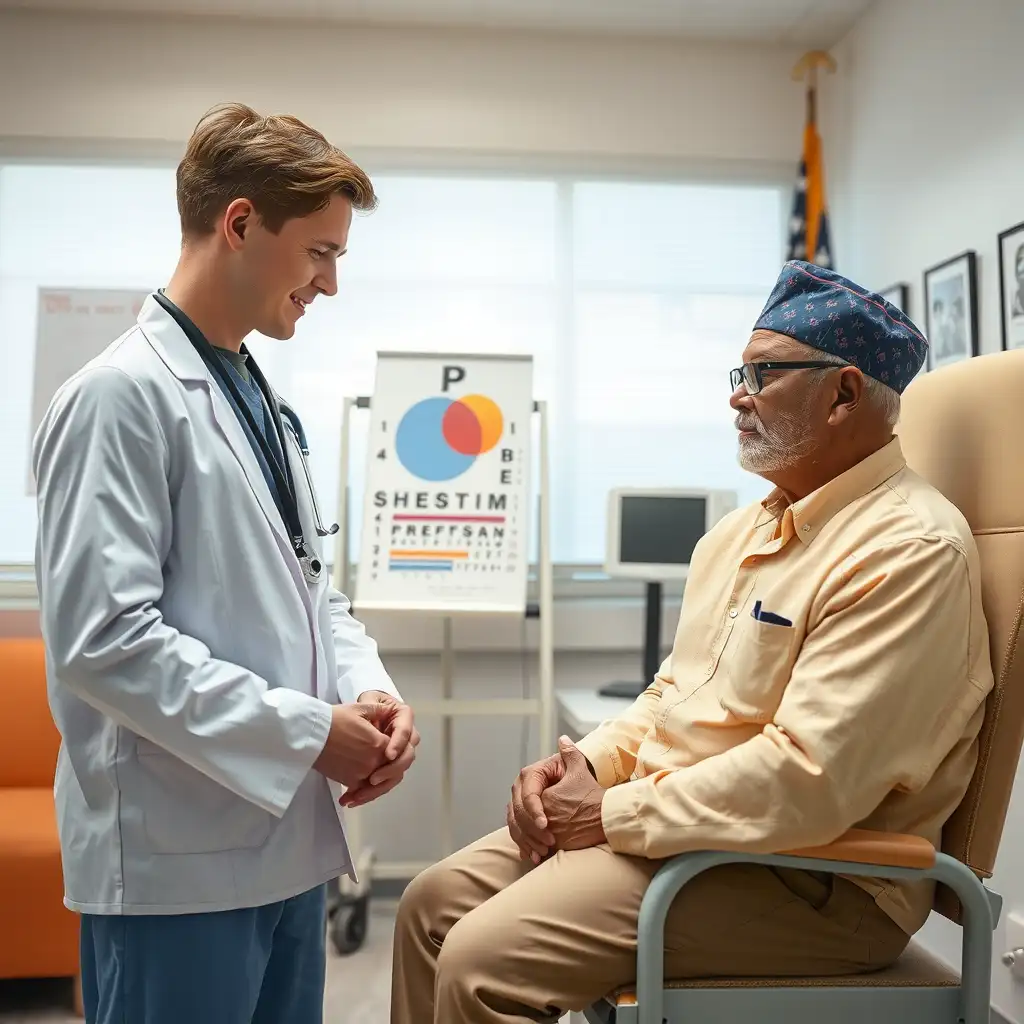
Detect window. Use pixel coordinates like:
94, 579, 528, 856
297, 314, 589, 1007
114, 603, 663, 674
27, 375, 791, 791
0, 164, 180, 568
564, 181, 785, 561
0, 162, 784, 569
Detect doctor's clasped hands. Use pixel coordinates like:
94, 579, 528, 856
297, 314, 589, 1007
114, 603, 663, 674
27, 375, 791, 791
313, 691, 420, 808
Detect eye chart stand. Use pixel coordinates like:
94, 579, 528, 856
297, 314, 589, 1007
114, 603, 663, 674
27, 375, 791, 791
326, 353, 554, 956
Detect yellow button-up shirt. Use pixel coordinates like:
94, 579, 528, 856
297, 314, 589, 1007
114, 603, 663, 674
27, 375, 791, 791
578, 438, 993, 934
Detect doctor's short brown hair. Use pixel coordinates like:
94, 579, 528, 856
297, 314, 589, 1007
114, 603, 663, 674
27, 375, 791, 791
176, 102, 377, 237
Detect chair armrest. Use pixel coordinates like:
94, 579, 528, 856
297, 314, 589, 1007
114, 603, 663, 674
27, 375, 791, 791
624, 832, 994, 1024
781, 827, 936, 870
782, 829, 999, 933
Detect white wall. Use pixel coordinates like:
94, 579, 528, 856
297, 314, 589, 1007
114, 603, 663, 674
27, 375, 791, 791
0, 8, 801, 174
827, 1, 1024, 1019
826, 0, 1022, 355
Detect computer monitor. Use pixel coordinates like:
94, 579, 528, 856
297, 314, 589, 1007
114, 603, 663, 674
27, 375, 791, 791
600, 488, 737, 699
604, 488, 737, 581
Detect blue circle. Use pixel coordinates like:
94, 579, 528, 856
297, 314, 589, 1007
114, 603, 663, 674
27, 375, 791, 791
395, 397, 476, 482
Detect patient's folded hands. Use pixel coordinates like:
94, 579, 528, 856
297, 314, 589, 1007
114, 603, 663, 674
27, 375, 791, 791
506, 736, 607, 863
506, 751, 563, 863
538, 737, 607, 853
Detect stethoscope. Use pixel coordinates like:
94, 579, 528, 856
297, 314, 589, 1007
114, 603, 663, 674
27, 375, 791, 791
153, 291, 338, 585
278, 397, 340, 554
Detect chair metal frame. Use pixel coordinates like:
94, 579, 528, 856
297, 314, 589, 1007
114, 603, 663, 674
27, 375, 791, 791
584, 846, 1001, 1024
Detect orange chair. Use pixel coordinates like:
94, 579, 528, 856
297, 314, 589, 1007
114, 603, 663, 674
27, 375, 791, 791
0, 637, 82, 1014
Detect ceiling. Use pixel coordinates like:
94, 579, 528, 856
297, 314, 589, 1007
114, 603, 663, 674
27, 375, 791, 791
0, 0, 875, 47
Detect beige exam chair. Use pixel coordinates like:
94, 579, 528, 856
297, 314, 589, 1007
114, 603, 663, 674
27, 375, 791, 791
585, 349, 1024, 1024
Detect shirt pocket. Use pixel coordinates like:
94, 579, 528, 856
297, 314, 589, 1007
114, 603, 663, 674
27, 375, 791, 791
718, 616, 800, 723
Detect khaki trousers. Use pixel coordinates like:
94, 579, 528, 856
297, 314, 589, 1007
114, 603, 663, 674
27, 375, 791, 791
391, 828, 910, 1024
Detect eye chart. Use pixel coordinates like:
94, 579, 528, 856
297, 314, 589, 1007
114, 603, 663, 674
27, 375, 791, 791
355, 352, 534, 614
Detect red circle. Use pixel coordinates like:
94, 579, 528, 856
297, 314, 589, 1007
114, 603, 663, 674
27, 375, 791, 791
442, 401, 483, 455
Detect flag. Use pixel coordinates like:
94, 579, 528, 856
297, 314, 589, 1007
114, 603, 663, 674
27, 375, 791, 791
786, 84, 833, 268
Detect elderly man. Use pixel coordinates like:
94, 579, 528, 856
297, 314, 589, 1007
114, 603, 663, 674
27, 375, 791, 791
390, 261, 994, 1024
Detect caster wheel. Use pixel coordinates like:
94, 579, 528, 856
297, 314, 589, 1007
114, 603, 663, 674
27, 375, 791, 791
331, 897, 369, 956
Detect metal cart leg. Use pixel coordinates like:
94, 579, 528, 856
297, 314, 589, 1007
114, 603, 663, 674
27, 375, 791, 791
328, 809, 375, 956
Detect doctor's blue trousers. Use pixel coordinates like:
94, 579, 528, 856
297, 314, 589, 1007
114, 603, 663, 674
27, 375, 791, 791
79, 884, 328, 1024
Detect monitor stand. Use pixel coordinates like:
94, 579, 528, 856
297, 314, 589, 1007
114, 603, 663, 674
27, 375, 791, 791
598, 581, 662, 700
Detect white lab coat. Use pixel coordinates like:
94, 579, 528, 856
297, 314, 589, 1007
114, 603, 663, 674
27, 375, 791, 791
32, 296, 399, 915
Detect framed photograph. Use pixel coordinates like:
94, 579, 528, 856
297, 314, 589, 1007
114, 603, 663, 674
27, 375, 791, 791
998, 221, 1024, 349
923, 251, 978, 370
878, 282, 909, 314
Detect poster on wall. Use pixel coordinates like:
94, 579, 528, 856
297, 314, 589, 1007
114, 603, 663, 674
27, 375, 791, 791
27, 287, 150, 494
998, 221, 1024, 350
877, 282, 909, 315
355, 351, 534, 614
923, 251, 978, 371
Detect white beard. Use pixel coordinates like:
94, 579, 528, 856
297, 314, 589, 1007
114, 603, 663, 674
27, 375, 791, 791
737, 397, 818, 475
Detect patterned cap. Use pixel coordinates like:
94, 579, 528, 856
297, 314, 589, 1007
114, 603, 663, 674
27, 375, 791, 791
753, 260, 928, 394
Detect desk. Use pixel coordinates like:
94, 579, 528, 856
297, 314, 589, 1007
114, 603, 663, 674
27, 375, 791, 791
556, 688, 634, 741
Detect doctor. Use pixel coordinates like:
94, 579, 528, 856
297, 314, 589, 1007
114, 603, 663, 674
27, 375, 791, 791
32, 103, 417, 1024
